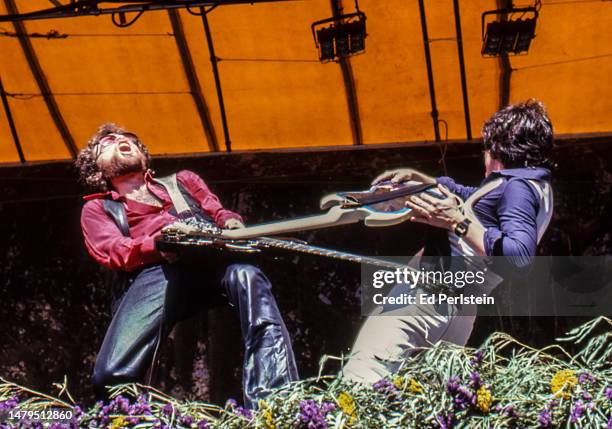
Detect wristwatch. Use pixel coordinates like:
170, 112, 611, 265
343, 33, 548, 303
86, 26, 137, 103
454, 218, 471, 237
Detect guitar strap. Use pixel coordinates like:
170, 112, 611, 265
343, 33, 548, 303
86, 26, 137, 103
102, 173, 214, 238
152, 174, 192, 217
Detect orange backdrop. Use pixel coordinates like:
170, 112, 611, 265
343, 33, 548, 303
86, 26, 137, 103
0, 0, 610, 163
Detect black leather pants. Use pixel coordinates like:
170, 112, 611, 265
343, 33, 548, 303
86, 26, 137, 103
92, 263, 298, 408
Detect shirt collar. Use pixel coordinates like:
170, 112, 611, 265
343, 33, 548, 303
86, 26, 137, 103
484, 167, 551, 183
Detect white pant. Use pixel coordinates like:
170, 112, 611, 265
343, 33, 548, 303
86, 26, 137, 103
343, 253, 500, 384
343, 302, 477, 383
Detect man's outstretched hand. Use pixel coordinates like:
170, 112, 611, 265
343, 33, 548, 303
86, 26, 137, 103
405, 185, 464, 231
224, 219, 245, 230
372, 168, 436, 186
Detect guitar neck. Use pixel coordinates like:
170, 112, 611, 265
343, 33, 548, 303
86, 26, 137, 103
258, 237, 406, 271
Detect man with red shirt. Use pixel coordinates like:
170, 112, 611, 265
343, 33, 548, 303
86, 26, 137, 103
76, 123, 297, 408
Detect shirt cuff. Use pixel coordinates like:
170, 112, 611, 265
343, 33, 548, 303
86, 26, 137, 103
140, 236, 162, 264
484, 227, 503, 256
436, 176, 455, 189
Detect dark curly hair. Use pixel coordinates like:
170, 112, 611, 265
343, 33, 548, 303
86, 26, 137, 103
75, 123, 151, 192
482, 99, 554, 169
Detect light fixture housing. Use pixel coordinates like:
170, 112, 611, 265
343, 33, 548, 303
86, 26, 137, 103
481, 6, 538, 57
311, 10, 367, 63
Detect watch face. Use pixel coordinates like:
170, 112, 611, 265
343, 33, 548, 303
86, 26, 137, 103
455, 221, 469, 236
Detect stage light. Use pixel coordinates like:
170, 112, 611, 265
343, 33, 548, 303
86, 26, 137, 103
335, 27, 350, 57
317, 26, 335, 62
347, 19, 366, 54
311, 1, 366, 62
481, 6, 538, 57
514, 18, 537, 54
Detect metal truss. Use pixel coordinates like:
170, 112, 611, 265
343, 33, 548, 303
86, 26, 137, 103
0, 0, 295, 24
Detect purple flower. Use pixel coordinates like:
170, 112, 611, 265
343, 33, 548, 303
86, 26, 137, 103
470, 350, 483, 366
606, 387, 612, 400
297, 400, 333, 429
373, 379, 398, 394
606, 415, 612, 429
180, 415, 194, 426
126, 416, 141, 425
457, 386, 476, 407
578, 372, 596, 384
235, 406, 253, 420
225, 398, 238, 409
570, 400, 585, 423
445, 377, 460, 393
469, 371, 481, 389
445, 377, 474, 410
161, 403, 175, 416
20, 422, 44, 429
197, 420, 209, 429
72, 405, 83, 419
109, 395, 130, 413
321, 402, 336, 413
538, 409, 552, 427
130, 396, 152, 416
0, 397, 18, 411
436, 412, 455, 429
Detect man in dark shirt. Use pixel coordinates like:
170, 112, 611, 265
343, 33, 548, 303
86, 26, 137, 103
344, 99, 554, 383
76, 123, 297, 408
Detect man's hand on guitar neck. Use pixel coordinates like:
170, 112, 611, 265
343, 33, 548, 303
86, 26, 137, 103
372, 168, 436, 186
224, 218, 245, 230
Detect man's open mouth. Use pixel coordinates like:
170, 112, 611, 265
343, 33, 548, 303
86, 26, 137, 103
118, 142, 132, 154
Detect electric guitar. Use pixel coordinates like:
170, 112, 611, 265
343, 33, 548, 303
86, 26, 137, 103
161, 180, 445, 241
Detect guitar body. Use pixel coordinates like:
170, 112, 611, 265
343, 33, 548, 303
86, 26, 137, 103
320, 180, 444, 227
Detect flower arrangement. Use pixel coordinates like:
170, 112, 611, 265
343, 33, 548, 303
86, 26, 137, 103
0, 317, 610, 428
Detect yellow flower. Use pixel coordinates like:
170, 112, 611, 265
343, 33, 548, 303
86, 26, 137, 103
393, 376, 423, 393
263, 408, 276, 429
337, 392, 357, 425
408, 378, 424, 394
393, 376, 405, 389
476, 386, 492, 413
258, 401, 276, 429
550, 369, 577, 399
110, 417, 128, 429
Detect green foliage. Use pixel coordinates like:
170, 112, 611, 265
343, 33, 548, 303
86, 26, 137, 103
1, 318, 611, 428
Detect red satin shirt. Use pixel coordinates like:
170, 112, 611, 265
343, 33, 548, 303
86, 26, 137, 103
80, 170, 243, 272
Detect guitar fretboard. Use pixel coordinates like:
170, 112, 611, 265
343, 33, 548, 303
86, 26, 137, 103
257, 237, 402, 269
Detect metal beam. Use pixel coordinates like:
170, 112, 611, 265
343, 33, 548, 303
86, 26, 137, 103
330, 0, 363, 146
200, 8, 231, 152
4, 0, 77, 158
452, 0, 472, 140
0, 0, 297, 23
417, 0, 440, 142
0, 76, 26, 162
497, 0, 512, 108
167, 9, 220, 152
